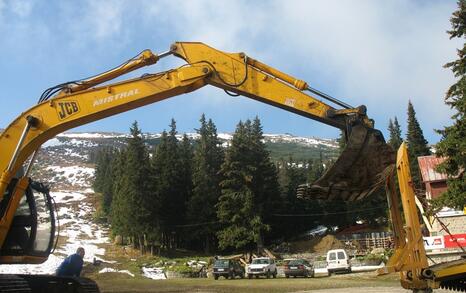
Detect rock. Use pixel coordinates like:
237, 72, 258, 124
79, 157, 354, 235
93, 257, 102, 266
371, 247, 385, 255
114, 235, 123, 245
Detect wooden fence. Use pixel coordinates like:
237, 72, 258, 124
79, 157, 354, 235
338, 232, 394, 250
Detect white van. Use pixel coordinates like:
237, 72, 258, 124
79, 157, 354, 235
326, 249, 351, 275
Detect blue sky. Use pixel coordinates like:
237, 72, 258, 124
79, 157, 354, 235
0, 0, 461, 143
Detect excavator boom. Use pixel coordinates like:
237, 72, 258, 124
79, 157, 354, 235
0, 42, 394, 269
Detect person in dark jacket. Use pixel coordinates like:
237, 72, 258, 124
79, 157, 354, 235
56, 247, 85, 277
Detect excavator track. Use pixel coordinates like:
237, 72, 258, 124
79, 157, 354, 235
1, 274, 101, 293
0, 274, 31, 292
297, 124, 395, 201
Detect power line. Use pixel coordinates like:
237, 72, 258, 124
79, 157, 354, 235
169, 221, 220, 228
272, 206, 386, 217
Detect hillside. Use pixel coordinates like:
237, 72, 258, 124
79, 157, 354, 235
45, 132, 339, 164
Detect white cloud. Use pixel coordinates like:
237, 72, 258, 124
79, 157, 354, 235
84, 0, 125, 40
270, 1, 459, 134
0, 0, 460, 142
10, 0, 34, 17
54, 0, 128, 52
137, 0, 460, 141
140, 0, 268, 51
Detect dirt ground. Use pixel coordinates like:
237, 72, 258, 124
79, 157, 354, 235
95, 271, 454, 293
298, 287, 451, 293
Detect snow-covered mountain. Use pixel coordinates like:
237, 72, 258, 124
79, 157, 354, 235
51, 131, 338, 147
35, 131, 337, 192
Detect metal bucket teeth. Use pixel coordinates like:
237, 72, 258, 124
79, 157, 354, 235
297, 124, 395, 201
440, 279, 466, 292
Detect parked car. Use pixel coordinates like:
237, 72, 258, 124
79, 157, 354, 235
326, 249, 351, 275
213, 259, 245, 280
247, 257, 277, 279
284, 258, 315, 278
306, 225, 328, 237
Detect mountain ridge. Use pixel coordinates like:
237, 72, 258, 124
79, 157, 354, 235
50, 131, 340, 162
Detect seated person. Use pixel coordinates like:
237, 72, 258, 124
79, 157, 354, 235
56, 247, 85, 277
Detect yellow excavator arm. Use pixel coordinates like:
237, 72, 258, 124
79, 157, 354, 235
0, 42, 394, 264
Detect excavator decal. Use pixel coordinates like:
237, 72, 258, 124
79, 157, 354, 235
284, 98, 296, 107
56, 101, 80, 120
93, 88, 140, 107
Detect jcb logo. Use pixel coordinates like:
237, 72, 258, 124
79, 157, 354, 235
57, 101, 80, 120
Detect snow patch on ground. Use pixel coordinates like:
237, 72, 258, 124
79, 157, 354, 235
47, 165, 94, 187
314, 263, 385, 275
47, 166, 94, 178
42, 138, 63, 148
63, 148, 88, 159
0, 254, 65, 275
0, 187, 110, 275
52, 191, 86, 203
43, 137, 97, 149
142, 267, 166, 280
99, 268, 135, 277
55, 200, 109, 263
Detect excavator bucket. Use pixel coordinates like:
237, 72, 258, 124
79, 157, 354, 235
297, 124, 395, 201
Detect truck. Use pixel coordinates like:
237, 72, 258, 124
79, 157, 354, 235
326, 249, 351, 275
247, 257, 277, 279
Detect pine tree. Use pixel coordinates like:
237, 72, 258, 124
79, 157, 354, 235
338, 130, 347, 152
110, 149, 128, 236
250, 117, 282, 246
93, 148, 107, 193
110, 122, 152, 251
187, 114, 224, 252
388, 117, 403, 151
151, 119, 191, 249
216, 118, 280, 250
406, 101, 431, 188
179, 134, 193, 205
216, 121, 251, 250
93, 147, 118, 217
434, 0, 466, 209
308, 152, 325, 182
276, 157, 321, 238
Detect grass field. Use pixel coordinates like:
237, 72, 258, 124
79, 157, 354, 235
95, 271, 402, 293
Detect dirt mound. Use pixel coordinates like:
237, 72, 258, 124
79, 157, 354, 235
313, 235, 344, 253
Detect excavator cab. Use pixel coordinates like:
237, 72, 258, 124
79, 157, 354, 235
0, 130, 97, 292
0, 178, 56, 263
0, 178, 99, 293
